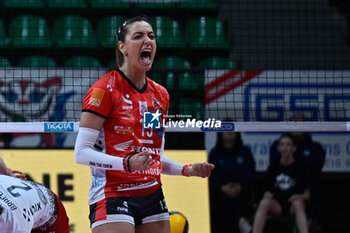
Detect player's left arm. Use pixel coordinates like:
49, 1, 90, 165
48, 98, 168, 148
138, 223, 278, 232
160, 136, 215, 178
159, 87, 214, 178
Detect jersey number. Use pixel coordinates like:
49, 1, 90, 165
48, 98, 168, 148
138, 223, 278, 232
7, 183, 32, 197
140, 118, 153, 137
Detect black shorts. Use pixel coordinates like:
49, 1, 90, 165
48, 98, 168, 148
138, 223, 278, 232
89, 188, 169, 229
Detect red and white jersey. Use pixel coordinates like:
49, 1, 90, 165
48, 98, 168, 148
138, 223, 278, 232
0, 175, 56, 233
82, 69, 169, 203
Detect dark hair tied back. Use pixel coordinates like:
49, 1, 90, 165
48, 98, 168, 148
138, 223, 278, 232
116, 20, 128, 42
116, 15, 150, 43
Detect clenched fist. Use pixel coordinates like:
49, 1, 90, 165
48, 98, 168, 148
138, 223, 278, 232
128, 151, 153, 171
184, 162, 215, 178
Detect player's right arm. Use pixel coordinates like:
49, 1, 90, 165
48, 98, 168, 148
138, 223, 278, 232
75, 111, 125, 170
75, 112, 152, 171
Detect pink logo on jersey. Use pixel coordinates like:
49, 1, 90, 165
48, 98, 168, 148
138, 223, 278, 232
139, 101, 148, 116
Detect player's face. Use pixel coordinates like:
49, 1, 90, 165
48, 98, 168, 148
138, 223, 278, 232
122, 21, 156, 72
277, 136, 296, 158
222, 132, 237, 149
222, 132, 236, 142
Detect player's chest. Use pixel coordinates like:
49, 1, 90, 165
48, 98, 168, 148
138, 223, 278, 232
109, 89, 166, 127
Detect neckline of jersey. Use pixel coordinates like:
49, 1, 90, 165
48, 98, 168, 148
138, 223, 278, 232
115, 68, 148, 94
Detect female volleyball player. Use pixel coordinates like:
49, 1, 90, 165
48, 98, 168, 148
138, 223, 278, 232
0, 157, 70, 233
74, 16, 215, 233
252, 133, 310, 233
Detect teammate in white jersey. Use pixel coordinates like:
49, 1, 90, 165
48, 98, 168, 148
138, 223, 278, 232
0, 158, 70, 233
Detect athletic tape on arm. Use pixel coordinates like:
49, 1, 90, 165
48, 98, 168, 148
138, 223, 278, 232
74, 127, 124, 170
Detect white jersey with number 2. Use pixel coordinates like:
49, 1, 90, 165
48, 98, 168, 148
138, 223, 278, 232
0, 175, 56, 233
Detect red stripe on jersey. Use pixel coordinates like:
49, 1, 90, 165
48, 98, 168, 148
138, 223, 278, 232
95, 199, 107, 222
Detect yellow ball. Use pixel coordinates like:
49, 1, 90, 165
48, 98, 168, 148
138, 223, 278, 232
169, 211, 189, 233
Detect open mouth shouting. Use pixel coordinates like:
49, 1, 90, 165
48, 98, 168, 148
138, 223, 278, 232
140, 48, 153, 66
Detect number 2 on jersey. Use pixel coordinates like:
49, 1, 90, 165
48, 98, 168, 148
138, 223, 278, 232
7, 182, 32, 197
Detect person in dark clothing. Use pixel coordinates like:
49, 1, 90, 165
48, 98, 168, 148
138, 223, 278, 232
270, 132, 325, 222
209, 132, 255, 233
270, 132, 325, 181
253, 133, 310, 233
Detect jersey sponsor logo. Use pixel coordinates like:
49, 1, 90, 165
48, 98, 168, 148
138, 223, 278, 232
0, 191, 17, 210
122, 94, 133, 110
22, 202, 42, 222
114, 140, 134, 151
113, 141, 161, 154
136, 167, 162, 176
107, 75, 115, 92
114, 126, 135, 135
122, 105, 133, 110
122, 201, 128, 208
88, 88, 105, 107
107, 84, 113, 92
152, 97, 163, 111
139, 101, 148, 116
91, 174, 106, 188
117, 179, 158, 191
123, 94, 132, 105
135, 161, 161, 176
117, 206, 129, 213
130, 145, 161, 155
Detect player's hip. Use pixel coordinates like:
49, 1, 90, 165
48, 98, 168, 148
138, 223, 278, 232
89, 178, 162, 203
89, 188, 169, 229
